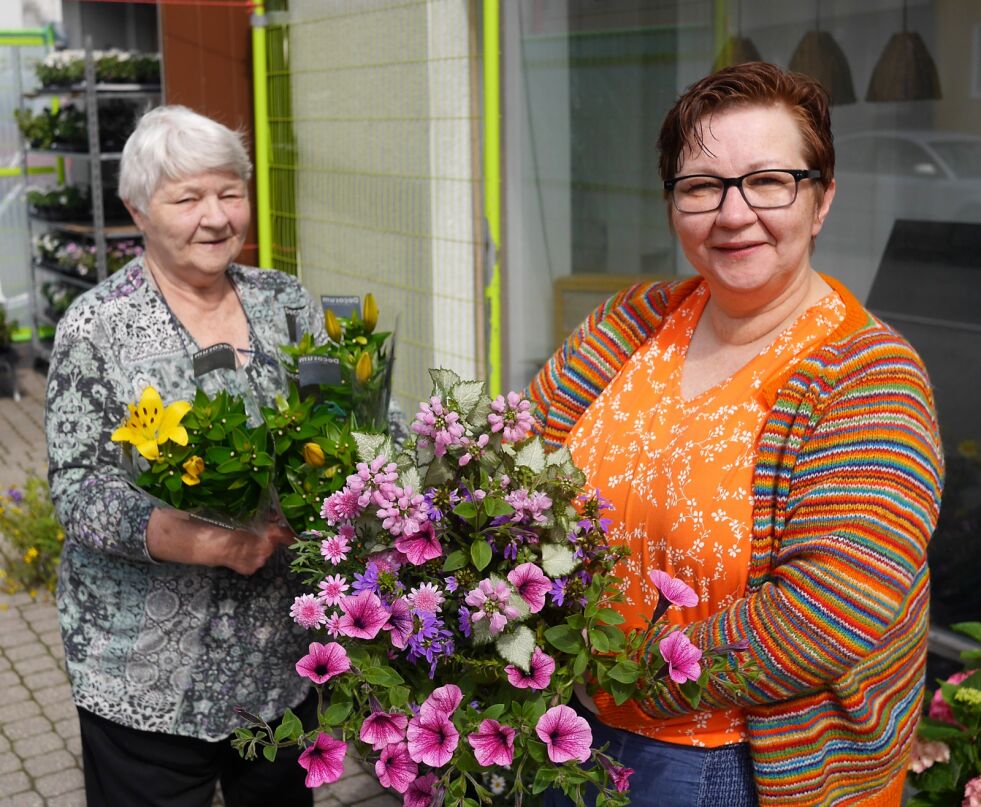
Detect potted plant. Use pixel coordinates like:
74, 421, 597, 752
0, 302, 18, 398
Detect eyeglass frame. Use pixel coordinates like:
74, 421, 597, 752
663, 168, 823, 213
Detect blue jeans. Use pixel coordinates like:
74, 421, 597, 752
544, 699, 759, 807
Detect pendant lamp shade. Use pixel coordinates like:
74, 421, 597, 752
789, 30, 856, 105
713, 36, 763, 72
866, 30, 942, 101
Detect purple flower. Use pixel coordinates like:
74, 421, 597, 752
337, 591, 390, 640
550, 577, 569, 607
445, 576, 458, 593
507, 562, 551, 613
352, 562, 381, 595
361, 710, 410, 750
467, 719, 516, 766
411, 396, 466, 457
599, 756, 634, 793
375, 741, 417, 794
406, 613, 455, 677
406, 710, 459, 767
7, 487, 23, 504
465, 579, 520, 636
393, 521, 442, 566
505, 488, 552, 525
505, 647, 555, 690
384, 597, 414, 649
535, 705, 592, 764
297, 733, 346, 787
659, 631, 702, 684
295, 641, 350, 684
290, 594, 327, 629
488, 391, 535, 442
457, 606, 472, 638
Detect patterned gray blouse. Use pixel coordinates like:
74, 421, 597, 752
46, 260, 327, 740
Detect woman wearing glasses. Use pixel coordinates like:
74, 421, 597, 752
533, 63, 942, 806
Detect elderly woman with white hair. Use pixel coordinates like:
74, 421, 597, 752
45, 106, 322, 806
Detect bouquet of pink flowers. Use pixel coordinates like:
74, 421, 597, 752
233, 370, 752, 805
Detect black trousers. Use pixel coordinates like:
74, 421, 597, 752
77, 691, 317, 807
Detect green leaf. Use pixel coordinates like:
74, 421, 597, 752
680, 679, 703, 709
273, 707, 303, 742
573, 649, 589, 678
388, 685, 410, 708
399, 466, 422, 494
442, 550, 468, 572
262, 744, 278, 762
544, 624, 584, 654
595, 624, 625, 652
321, 702, 352, 726
481, 703, 506, 721
589, 627, 611, 653
362, 666, 405, 687
952, 622, 981, 644
483, 496, 515, 518
495, 626, 536, 672
429, 368, 462, 397
449, 380, 486, 419
916, 717, 968, 742
606, 661, 642, 684
597, 608, 625, 626
513, 439, 546, 474
609, 677, 635, 706
453, 500, 478, 520
532, 766, 556, 795
541, 543, 577, 577
353, 431, 389, 463
471, 540, 493, 571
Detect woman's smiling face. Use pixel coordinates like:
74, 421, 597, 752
129, 170, 250, 287
670, 103, 835, 310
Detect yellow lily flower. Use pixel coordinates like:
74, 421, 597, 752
325, 309, 342, 342
303, 443, 326, 468
181, 455, 205, 486
355, 351, 373, 384
362, 293, 379, 334
111, 386, 191, 461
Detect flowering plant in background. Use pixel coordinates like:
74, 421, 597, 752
34, 48, 160, 88
233, 369, 754, 805
907, 621, 981, 807
279, 293, 394, 431
0, 476, 65, 598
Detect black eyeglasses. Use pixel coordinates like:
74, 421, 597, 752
664, 169, 822, 213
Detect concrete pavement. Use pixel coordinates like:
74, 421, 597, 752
0, 365, 398, 807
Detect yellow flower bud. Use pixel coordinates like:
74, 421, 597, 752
181, 455, 205, 486
24, 547, 38, 564
355, 351, 373, 384
325, 309, 342, 342
303, 442, 326, 468
362, 293, 379, 334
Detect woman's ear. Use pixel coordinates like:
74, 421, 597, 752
123, 200, 145, 231
811, 177, 836, 236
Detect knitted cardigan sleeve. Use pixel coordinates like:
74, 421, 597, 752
640, 334, 944, 716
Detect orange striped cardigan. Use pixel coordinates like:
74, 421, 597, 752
528, 276, 944, 806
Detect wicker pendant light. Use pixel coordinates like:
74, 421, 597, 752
788, 0, 856, 105
713, 0, 763, 71
866, 0, 942, 101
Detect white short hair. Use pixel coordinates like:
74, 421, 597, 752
118, 105, 253, 212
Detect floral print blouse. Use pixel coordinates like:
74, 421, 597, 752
46, 259, 327, 740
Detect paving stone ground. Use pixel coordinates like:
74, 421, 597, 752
0, 366, 398, 807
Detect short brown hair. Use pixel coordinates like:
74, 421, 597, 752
657, 62, 834, 188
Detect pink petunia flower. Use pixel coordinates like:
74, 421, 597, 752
297, 733, 347, 787
375, 741, 418, 794
420, 683, 463, 718
535, 705, 592, 764
384, 597, 414, 650
337, 590, 391, 640
394, 521, 443, 566
317, 574, 350, 606
465, 579, 520, 636
320, 533, 352, 565
599, 756, 634, 793
406, 710, 459, 767
659, 631, 703, 684
295, 641, 351, 684
290, 594, 327, 629
467, 719, 516, 766
488, 391, 535, 443
403, 772, 439, 807
929, 671, 970, 724
361, 710, 410, 750
505, 647, 556, 690
507, 563, 551, 613
649, 569, 699, 608
964, 775, 981, 807
367, 548, 404, 573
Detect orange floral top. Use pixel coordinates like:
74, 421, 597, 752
567, 282, 845, 747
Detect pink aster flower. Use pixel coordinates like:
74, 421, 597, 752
320, 533, 352, 566
421, 683, 463, 718
488, 391, 535, 442
406, 710, 459, 767
535, 705, 592, 764
297, 733, 346, 787
403, 772, 439, 807
361, 710, 410, 750
465, 578, 520, 636
964, 775, 981, 807
378, 486, 430, 538
412, 396, 466, 457
467, 719, 516, 766
337, 590, 390, 640
375, 741, 418, 794
507, 563, 551, 613
290, 594, 327, 629
659, 631, 702, 684
394, 521, 442, 566
408, 582, 444, 614
505, 647, 555, 690
384, 597, 414, 649
324, 612, 342, 637
295, 641, 351, 684
929, 671, 970, 724
320, 486, 362, 524
317, 574, 350, 606
909, 735, 951, 774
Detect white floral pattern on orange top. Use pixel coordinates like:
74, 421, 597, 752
567, 281, 845, 747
